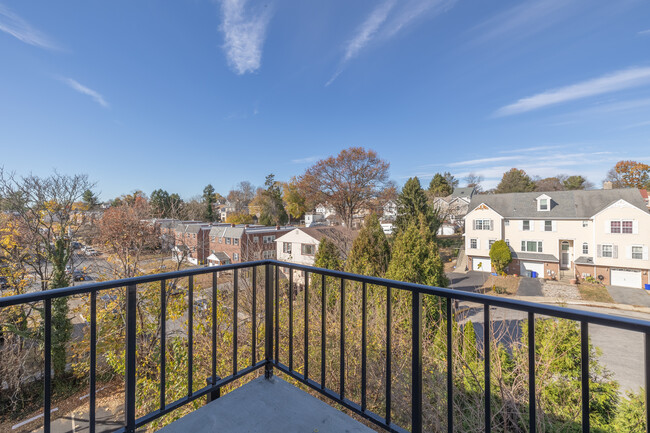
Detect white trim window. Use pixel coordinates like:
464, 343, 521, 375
473, 219, 492, 230
301, 244, 315, 255
283, 242, 292, 254
233, 253, 239, 261
488, 239, 496, 249
610, 220, 636, 234
522, 220, 531, 231
263, 250, 275, 259
225, 238, 231, 245
234, 238, 239, 246
632, 246, 643, 260
582, 243, 589, 255
544, 220, 552, 232
521, 240, 543, 253
602, 244, 613, 258
582, 221, 589, 228
263, 235, 275, 244
538, 198, 549, 211
470, 238, 478, 249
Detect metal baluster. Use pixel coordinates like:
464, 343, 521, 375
361, 282, 367, 412
188, 275, 193, 396
212, 273, 217, 387
44, 298, 52, 433
274, 265, 279, 363
90, 292, 97, 433
581, 321, 590, 433
528, 311, 536, 433
484, 305, 491, 433
125, 285, 137, 432
411, 291, 423, 433
305, 271, 309, 380
252, 267, 257, 366
321, 273, 326, 390
446, 298, 453, 433
265, 264, 274, 379
233, 269, 238, 376
160, 281, 166, 410
646, 332, 649, 433
289, 269, 294, 371
340, 279, 346, 400
386, 286, 392, 426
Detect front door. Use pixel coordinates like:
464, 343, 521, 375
560, 241, 571, 270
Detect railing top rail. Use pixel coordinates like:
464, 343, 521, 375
2, 259, 650, 333
269, 260, 650, 334
0, 260, 267, 308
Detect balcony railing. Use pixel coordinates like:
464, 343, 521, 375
1, 260, 649, 433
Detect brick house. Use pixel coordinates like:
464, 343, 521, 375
206, 224, 294, 265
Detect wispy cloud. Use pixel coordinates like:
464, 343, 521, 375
291, 156, 320, 164
448, 156, 521, 167
500, 144, 566, 153
0, 3, 57, 50
494, 66, 650, 117
63, 78, 109, 108
327, 0, 458, 85
622, 120, 650, 129
471, 0, 579, 45
219, 0, 272, 75
639, 29, 650, 36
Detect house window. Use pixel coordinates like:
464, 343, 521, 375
263, 235, 275, 244
253, 237, 259, 243
583, 221, 588, 228
582, 243, 589, 255
225, 238, 231, 245
283, 242, 292, 254
234, 238, 239, 246
233, 253, 239, 261
504, 220, 509, 226
544, 221, 552, 232
523, 220, 531, 231
474, 219, 492, 230
263, 250, 275, 259
622, 221, 633, 234
470, 239, 477, 249
253, 251, 260, 259
219, 237, 222, 244
521, 240, 542, 253
488, 240, 495, 249
602, 244, 613, 258
301, 244, 315, 255
611, 221, 621, 233
505, 239, 510, 247
632, 246, 643, 260
539, 199, 548, 211
192, 234, 196, 238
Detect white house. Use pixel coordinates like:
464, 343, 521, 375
464, 189, 650, 288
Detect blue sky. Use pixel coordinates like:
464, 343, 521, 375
1, 0, 650, 200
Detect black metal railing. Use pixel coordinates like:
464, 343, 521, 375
1, 260, 649, 433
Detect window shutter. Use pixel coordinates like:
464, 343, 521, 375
597, 244, 602, 258
521, 241, 526, 252
476, 239, 481, 250
489, 219, 494, 231
644, 246, 649, 260
626, 246, 632, 260
520, 220, 523, 231
605, 221, 611, 234
552, 221, 557, 232
613, 245, 618, 259
633, 220, 639, 234
473, 220, 477, 230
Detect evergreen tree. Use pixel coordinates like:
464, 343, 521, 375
496, 168, 535, 194
259, 174, 288, 226
428, 173, 453, 197
314, 238, 342, 271
203, 184, 216, 221
82, 189, 99, 208
395, 177, 442, 236
345, 213, 390, 277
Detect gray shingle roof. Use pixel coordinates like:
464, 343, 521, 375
511, 252, 559, 262
451, 187, 476, 199
574, 256, 594, 265
469, 188, 648, 219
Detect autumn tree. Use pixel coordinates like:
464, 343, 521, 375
496, 168, 535, 194
428, 173, 453, 198
345, 213, 390, 277
226, 212, 254, 225
298, 147, 390, 228
283, 177, 307, 224
99, 199, 158, 279
228, 181, 255, 213
605, 160, 650, 189
534, 177, 565, 192
465, 172, 484, 192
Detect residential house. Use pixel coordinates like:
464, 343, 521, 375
304, 213, 326, 227
464, 188, 650, 288
206, 224, 294, 266
433, 187, 476, 234
315, 203, 336, 219
172, 222, 212, 265
275, 226, 353, 267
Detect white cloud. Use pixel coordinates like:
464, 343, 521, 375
500, 144, 566, 153
63, 78, 109, 108
471, 0, 578, 45
448, 156, 522, 167
219, 0, 272, 75
0, 3, 57, 50
495, 67, 650, 117
639, 29, 650, 36
327, 0, 457, 85
291, 156, 320, 164
623, 120, 650, 129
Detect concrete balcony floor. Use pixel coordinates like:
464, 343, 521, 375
159, 375, 376, 433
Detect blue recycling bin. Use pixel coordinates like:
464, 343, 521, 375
531, 271, 537, 278
645, 284, 650, 290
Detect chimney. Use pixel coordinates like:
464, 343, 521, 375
231, 223, 235, 227
603, 181, 613, 190
276, 225, 280, 230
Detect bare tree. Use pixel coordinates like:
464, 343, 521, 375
464, 172, 484, 192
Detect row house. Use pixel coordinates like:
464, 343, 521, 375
432, 186, 477, 235
464, 188, 650, 288
206, 224, 294, 266
172, 222, 212, 265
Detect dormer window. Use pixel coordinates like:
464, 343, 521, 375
536, 194, 551, 211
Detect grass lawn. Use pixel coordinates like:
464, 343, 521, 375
578, 282, 615, 303
482, 275, 520, 296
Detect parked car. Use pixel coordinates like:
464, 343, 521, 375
73, 270, 88, 281
85, 248, 100, 256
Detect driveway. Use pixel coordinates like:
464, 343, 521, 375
607, 285, 650, 307
517, 277, 543, 296
447, 271, 488, 292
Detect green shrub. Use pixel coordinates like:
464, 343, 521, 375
489, 240, 512, 274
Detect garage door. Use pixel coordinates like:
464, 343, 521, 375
472, 257, 492, 272
520, 261, 544, 278
611, 269, 642, 288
